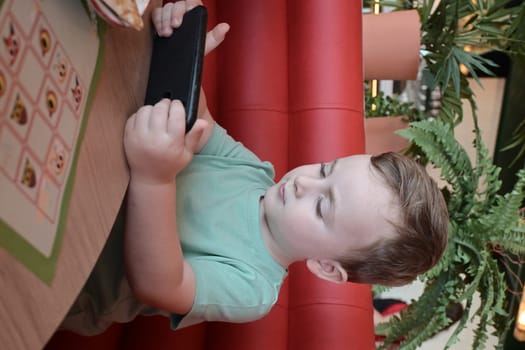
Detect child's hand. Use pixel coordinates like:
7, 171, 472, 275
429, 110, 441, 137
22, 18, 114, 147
152, 0, 201, 37
152, 1, 229, 55
124, 99, 207, 184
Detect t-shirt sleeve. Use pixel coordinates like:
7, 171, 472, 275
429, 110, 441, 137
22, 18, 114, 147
198, 124, 264, 164
170, 257, 280, 329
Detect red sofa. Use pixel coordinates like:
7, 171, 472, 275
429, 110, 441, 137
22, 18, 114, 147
46, 0, 373, 348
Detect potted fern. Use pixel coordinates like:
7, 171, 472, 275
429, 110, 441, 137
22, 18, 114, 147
389, 0, 525, 126
375, 118, 525, 349
367, 1, 525, 348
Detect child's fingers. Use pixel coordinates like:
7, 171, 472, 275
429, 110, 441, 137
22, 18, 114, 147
204, 23, 230, 55
135, 105, 152, 132
124, 113, 137, 142
153, 2, 184, 36
152, 3, 175, 36
185, 118, 207, 149
184, 119, 206, 152
149, 99, 170, 131
151, 6, 164, 34
169, 1, 186, 28
128, 112, 138, 128
166, 100, 186, 137
185, 0, 203, 11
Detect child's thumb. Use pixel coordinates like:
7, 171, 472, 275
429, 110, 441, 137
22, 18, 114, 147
185, 119, 207, 152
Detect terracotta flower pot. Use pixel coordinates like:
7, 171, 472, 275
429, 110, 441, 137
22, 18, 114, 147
363, 10, 421, 81
365, 116, 410, 155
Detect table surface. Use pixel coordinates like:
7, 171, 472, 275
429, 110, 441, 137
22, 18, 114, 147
0, 3, 158, 349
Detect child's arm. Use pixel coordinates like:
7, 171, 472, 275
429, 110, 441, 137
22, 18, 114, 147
122, 2, 229, 313
123, 99, 206, 314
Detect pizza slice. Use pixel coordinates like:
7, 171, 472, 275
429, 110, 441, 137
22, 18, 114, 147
89, 0, 150, 30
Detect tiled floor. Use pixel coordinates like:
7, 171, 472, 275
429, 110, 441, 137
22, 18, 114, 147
380, 280, 498, 349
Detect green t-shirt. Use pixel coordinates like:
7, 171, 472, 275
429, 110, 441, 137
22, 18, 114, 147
64, 124, 286, 335
170, 124, 287, 329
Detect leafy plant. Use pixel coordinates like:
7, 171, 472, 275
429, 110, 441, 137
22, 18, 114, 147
375, 118, 525, 350
364, 2, 525, 348
377, 0, 525, 126
502, 116, 525, 166
364, 84, 424, 120
366, 0, 525, 163
364, 88, 421, 120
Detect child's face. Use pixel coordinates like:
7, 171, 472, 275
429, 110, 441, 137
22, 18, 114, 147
261, 154, 399, 267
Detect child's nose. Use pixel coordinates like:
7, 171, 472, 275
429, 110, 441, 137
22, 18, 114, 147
294, 175, 319, 198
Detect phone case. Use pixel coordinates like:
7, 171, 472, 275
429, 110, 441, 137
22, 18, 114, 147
144, 5, 208, 132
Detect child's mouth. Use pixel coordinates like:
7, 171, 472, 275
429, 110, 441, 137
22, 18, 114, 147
279, 183, 285, 204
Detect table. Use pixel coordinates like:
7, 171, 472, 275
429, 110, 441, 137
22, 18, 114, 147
0, 2, 159, 349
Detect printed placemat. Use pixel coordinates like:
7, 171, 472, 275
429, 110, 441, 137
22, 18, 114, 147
0, 0, 105, 284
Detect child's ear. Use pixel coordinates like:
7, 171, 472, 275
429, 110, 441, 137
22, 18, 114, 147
306, 259, 347, 284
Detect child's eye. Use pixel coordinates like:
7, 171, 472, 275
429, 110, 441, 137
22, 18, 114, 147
320, 163, 327, 178
316, 197, 323, 218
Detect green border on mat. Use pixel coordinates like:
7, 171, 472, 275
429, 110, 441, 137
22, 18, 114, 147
0, 8, 107, 285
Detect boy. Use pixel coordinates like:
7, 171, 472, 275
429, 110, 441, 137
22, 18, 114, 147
62, 0, 449, 336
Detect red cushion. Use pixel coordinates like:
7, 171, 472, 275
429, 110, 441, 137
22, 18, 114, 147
47, 1, 372, 348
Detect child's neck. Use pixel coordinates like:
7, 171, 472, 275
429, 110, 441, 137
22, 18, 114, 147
259, 198, 290, 269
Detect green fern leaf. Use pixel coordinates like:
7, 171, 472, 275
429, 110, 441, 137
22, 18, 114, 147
397, 120, 477, 216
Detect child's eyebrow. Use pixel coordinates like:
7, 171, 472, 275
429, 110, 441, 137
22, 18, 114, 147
330, 159, 338, 175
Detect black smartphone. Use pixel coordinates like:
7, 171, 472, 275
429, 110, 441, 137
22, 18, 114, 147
144, 5, 208, 132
